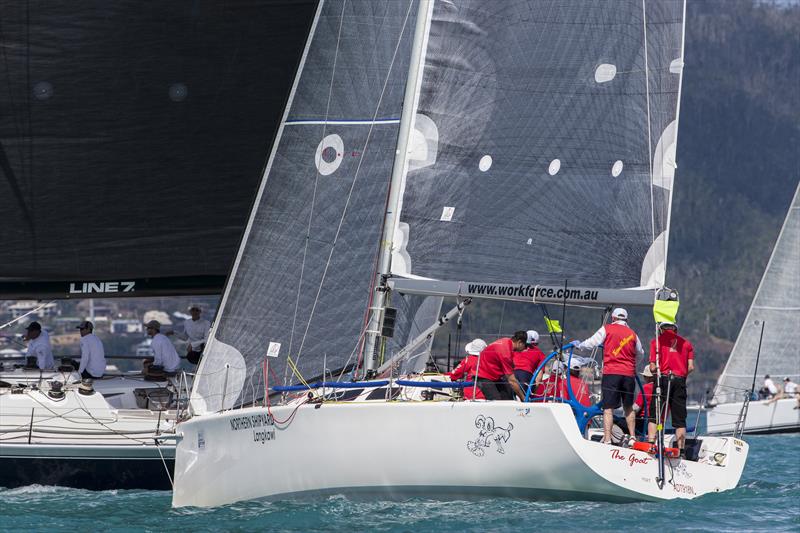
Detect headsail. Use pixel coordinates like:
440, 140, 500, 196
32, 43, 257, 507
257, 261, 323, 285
192, 0, 420, 413
713, 183, 800, 404
391, 0, 685, 290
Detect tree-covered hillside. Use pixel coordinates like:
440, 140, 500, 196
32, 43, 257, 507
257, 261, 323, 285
668, 0, 799, 390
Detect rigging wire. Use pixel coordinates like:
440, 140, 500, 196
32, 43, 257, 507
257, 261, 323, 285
287, 0, 349, 387
293, 1, 415, 372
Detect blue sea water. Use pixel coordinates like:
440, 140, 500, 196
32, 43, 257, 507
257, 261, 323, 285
1, 434, 798, 532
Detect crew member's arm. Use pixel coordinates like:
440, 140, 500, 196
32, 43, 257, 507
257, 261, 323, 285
78, 339, 88, 375
649, 338, 657, 374
572, 326, 606, 351
506, 373, 525, 401
449, 360, 466, 380
634, 335, 644, 356
152, 338, 163, 367
687, 343, 695, 374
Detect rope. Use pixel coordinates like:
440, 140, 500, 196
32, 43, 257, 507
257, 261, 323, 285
154, 438, 174, 489
0, 300, 56, 331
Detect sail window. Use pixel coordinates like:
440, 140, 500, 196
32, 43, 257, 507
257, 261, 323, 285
440, 207, 455, 221
594, 63, 617, 83
314, 134, 344, 176
612, 160, 624, 177
169, 83, 188, 102
479, 154, 493, 172
33, 81, 53, 100
548, 159, 561, 176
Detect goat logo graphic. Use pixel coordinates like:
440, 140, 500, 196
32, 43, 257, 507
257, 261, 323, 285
467, 415, 513, 456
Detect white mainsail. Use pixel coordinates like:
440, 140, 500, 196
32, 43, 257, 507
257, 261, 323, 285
713, 183, 800, 405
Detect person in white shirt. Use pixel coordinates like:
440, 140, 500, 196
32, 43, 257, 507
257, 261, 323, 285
784, 378, 800, 409
76, 320, 106, 379
767, 376, 799, 405
23, 321, 54, 370
144, 320, 180, 374
761, 375, 778, 400
171, 306, 210, 365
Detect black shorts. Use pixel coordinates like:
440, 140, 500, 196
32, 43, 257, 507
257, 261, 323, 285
477, 378, 513, 401
601, 374, 635, 410
187, 343, 206, 365
514, 370, 534, 390
649, 376, 688, 428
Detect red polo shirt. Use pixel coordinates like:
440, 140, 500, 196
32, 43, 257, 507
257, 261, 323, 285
602, 323, 639, 376
650, 330, 694, 378
448, 354, 485, 400
513, 346, 546, 374
476, 338, 514, 381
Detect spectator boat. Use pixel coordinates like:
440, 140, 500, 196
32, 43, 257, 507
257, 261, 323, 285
0, 0, 318, 489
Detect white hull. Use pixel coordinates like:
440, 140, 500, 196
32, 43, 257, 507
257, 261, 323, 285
173, 400, 748, 507
700, 398, 800, 435
0, 377, 180, 489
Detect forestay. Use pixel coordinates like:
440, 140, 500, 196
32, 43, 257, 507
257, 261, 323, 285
192, 0, 420, 413
391, 0, 685, 290
713, 184, 800, 404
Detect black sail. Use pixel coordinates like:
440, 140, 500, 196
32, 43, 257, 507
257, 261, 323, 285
0, 1, 317, 298
394, 0, 684, 289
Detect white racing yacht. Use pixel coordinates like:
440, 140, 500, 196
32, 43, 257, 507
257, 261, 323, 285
171, 0, 749, 508
698, 183, 800, 435
0, 363, 189, 490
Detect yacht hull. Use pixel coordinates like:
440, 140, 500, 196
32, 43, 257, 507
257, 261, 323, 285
0, 444, 173, 490
698, 398, 800, 435
172, 401, 748, 507
0, 388, 176, 489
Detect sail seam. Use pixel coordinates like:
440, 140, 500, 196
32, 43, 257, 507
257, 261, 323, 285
285, 118, 400, 125
288, 0, 348, 384
642, 0, 655, 245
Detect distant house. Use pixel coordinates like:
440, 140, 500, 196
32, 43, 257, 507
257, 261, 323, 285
8, 300, 59, 319
111, 319, 143, 335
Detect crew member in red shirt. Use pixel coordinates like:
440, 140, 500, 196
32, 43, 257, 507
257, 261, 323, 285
572, 307, 643, 445
448, 339, 487, 400
633, 365, 655, 436
475, 331, 527, 401
513, 330, 547, 395
533, 357, 591, 406
648, 321, 694, 456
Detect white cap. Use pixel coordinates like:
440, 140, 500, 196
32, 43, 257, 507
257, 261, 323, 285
465, 339, 487, 355
526, 330, 539, 344
569, 356, 586, 370
611, 307, 628, 320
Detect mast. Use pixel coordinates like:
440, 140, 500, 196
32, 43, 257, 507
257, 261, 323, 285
363, 0, 434, 373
